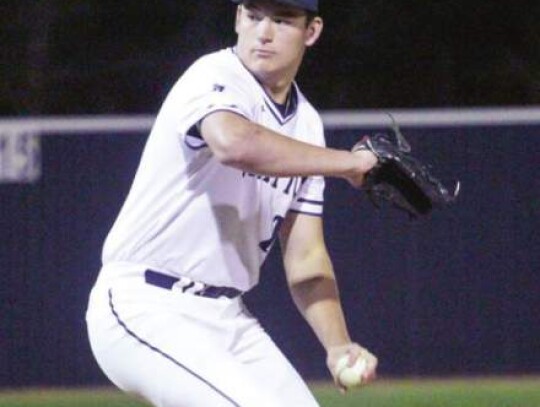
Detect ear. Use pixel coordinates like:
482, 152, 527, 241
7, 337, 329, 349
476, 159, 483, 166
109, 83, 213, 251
304, 17, 323, 47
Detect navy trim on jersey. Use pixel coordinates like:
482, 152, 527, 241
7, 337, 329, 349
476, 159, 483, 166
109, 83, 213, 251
183, 107, 248, 151
185, 123, 208, 150
184, 136, 208, 150
289, 209, 324, 217
262, 85, 298, 126
184, 140, 207, 150
295, 197, 324, 206
107, 289, 241, 407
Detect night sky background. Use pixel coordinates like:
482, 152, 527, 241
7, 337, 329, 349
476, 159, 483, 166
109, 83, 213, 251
2, 0, 539, 116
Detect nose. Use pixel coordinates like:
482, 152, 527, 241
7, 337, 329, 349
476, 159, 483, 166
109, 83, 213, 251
257, 17, 274, 43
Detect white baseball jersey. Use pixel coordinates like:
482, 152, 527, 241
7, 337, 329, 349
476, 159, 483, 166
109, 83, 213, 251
102, 47, 326, 292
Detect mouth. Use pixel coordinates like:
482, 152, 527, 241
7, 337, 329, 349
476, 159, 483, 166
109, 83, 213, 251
253, 49, 275, 58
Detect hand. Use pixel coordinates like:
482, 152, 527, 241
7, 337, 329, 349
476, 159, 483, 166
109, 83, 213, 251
327, 343, 378, 392
345, 149, 378, 189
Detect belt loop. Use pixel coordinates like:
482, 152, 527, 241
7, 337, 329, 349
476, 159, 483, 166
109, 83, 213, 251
144, 269, 242, 299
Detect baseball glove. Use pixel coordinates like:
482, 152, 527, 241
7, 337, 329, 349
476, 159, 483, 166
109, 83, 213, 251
353, 116, 459, 218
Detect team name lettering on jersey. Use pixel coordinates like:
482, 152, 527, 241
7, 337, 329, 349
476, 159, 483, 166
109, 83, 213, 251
242, 171, 304, 197
102, 48, 324, 291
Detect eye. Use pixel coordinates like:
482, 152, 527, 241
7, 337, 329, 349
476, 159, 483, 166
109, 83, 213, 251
247, 12, 262, 22
273, 17, 292, 25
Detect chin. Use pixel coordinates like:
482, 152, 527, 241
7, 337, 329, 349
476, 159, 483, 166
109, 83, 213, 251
247, 62, 276, 80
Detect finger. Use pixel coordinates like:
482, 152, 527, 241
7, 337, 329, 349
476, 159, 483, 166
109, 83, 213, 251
345, 346, 364, 366
332, 369, 348, 393
362, 355, 378, 382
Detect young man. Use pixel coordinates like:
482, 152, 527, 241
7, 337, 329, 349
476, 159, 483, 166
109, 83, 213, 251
86, 0, 378, 406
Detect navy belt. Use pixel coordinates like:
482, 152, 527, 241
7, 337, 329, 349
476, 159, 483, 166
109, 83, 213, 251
144, 269, 242, 299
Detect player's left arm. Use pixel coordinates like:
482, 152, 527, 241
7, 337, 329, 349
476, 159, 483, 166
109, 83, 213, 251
279, 212, 378, 387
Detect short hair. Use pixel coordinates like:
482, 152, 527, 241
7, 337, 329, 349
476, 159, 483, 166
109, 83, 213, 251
305, 11, 317, 26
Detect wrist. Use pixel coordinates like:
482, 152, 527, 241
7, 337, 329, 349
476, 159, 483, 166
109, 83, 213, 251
323, 332, 352, 352
353, 149, 378, 173
341, 150, 377, 188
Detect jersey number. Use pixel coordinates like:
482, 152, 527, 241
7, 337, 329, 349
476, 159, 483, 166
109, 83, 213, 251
259, 215, 284, 253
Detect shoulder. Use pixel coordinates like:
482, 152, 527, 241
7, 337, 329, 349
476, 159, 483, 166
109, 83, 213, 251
184, 48, 248, 83
170, 48, 256, 103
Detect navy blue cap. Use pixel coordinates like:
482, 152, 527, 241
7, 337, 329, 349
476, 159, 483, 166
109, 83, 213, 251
231, 0, 318, 13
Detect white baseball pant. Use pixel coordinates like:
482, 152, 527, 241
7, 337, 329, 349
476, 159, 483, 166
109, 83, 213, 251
86, 263, 320, 407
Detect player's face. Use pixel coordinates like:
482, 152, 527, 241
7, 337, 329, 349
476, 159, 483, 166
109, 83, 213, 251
235, 1, 322, 90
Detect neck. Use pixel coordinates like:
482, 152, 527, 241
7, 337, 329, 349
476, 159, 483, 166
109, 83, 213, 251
258, 66, 299, 103
263, 80, 292, 104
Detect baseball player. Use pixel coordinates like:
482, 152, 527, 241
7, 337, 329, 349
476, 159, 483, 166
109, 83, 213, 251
86, 0, 378, 406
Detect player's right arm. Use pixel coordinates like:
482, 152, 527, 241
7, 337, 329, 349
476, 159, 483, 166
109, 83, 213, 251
200, 111, 377, 187
279, 212, 378, 388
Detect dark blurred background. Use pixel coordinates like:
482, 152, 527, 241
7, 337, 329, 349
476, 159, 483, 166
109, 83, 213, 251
2, 0, 540, 116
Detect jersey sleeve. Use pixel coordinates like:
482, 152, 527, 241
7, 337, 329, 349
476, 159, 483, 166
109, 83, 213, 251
171, 56, 255, 141
289, 111, 326, 216
289, 175, 325, 216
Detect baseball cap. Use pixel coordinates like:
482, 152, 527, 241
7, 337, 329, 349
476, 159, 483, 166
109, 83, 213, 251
230, 0, 318, 13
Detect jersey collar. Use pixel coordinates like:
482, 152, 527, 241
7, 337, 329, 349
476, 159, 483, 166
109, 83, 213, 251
231, 47, 299, 126
262, 84, 298, 126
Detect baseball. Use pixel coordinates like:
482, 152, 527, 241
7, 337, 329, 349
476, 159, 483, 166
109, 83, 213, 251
336, 354, 367, 389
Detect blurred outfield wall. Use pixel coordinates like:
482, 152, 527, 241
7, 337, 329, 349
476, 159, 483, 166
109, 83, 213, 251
1, 109, 539, 387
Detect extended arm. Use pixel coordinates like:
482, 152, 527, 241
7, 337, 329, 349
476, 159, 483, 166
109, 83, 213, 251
279, 213, 378, 388
200, 111, 377, 187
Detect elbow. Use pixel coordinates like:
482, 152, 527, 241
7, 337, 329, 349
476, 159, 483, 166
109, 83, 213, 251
286, 266, 334, 291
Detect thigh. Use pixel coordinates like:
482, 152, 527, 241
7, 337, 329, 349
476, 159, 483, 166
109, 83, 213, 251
232, 315, 320, 407
87, 283, 316, 407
